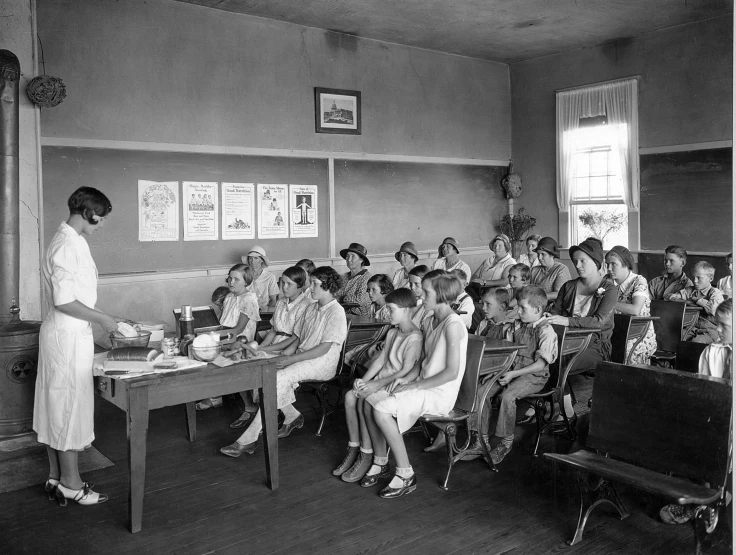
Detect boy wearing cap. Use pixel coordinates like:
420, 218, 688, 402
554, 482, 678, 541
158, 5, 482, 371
392, 241, 419, 289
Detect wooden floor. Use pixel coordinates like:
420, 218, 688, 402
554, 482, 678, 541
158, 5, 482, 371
2, 376, 731, 555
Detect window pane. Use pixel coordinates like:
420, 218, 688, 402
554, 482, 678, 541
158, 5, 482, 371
574, 177, 590, 200
590, 176, 608, 198
590, 151, 608, 176
575, 154, 589, 178
573, 203, 628, 249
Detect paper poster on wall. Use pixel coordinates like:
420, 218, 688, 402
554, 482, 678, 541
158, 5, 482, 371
221, 183, 255, 240
183, 181, 219, 241
289, 185, 318, 238
138, 180, 180, 242
257, 184, 288, 239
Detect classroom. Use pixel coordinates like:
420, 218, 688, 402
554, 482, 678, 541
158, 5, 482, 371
0, 0, 733, 553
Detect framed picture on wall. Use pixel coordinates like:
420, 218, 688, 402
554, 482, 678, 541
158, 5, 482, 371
314, 87, 361, 135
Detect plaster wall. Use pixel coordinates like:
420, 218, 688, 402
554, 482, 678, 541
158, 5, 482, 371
37, 0, 510, 161
509, 17, 733, 244
0, 0, 42, 320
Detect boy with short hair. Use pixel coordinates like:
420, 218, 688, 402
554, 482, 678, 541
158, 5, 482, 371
476, 287, 512, 340
668, 261, 724, 344
649, 245, 693, 300
484, 285, 558, 464
506, 263, 530, 314
449, 268, 475, 329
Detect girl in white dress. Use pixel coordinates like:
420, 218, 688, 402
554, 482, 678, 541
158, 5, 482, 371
34, 187, 130, 506
333, 288, 423, 484
363, 270, 468, 498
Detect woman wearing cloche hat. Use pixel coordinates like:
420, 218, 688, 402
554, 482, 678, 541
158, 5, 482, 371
241, 245, 278, 309
392, 241, 419, 289
529, 237, 572, 301
336, 242, 373, 316
432, 237, 471, 283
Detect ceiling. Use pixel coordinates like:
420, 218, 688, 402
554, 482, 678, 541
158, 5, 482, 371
174, 0, 732, 63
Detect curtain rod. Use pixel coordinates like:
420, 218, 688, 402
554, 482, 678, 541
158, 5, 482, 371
556, 75, 640, 93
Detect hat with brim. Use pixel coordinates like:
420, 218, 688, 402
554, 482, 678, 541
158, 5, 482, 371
395, 241, 419, 263
569, 238, 604, 269
241, 245, 269, 267
437, 237, 460, 257
489, 234, 511, 254
534, 236, 560, 258
340, 242, 370, 267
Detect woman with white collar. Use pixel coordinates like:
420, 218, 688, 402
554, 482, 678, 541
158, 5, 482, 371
470, 234, 516, 289
241, 245, 278, 309
432, 237, 471, 280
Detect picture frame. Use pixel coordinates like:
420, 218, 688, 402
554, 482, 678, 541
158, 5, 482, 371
314, 87, 361, 135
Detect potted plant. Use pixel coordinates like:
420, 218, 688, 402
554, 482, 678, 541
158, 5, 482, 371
498, 208, 536, 259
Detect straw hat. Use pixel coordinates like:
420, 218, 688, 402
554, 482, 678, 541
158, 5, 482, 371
241, 245, 270, 267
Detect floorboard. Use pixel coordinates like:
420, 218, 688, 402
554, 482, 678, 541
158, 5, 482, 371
1, 376, 731, 554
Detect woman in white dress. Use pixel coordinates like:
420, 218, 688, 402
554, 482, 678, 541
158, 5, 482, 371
34, 187, 130, 506
363, 270, 468, 498
241, 245, 278, 309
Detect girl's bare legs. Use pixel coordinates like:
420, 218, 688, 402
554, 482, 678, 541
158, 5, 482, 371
57, 450, 83, 489
46, 446, 60, 481
373, 410, 409, 468
344, 390, 360, 444
364, 403, 387, 457
357, 398, 372, 450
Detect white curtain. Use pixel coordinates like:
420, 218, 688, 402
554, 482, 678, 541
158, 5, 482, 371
556, 78, 639, 211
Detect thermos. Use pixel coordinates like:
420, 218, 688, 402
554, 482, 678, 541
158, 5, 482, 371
179, 305, 195, 340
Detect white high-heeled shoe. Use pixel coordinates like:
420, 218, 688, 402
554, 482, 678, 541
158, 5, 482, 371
55, 482, 108, 506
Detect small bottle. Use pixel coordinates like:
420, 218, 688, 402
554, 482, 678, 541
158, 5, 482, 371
161, 337, 175, 359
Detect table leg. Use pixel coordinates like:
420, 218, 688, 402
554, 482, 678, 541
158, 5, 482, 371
259, 363, 279, 490
184, 402, 197, 442
126, 386, 149, 533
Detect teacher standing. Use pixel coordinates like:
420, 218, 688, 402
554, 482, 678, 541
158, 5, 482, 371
34, 187, 130, 506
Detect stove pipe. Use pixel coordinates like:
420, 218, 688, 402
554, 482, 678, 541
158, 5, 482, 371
0, 50, 20, 327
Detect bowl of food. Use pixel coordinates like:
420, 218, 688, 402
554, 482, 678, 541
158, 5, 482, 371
109, 329, 152, 349
190, 334, 221, 362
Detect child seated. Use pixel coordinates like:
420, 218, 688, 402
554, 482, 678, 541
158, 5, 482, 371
449, 268, 475, 329
361, 270, 468, 498
649, 245, 693, 300
367, 274, 393, 321
506, 263, 530, 314
481, 285, 558, 465
476, 287, 512, 340
407, 265, 431, 327
333, 289, 423, 483
210, 285, 230, 319
659, 298, 732, 525
668, 261, 724, 344
228, 266, 313, 429
197, 264, 261, 411
717, 253, 732, 300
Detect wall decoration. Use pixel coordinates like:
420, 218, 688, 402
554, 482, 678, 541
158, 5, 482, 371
257, 184, 288, 239
221, 183, 255, 240
314, 87, 361, 135
289, 185, 318, 238
183, 181, 218, 241
138, 180, 179, 242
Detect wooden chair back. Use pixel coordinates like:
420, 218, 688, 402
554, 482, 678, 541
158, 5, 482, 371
335, 320, 353, 377
545, 324, 567, 391
588, 362, 732, 485
650, 300, 686, 353
675, 340, 708, 373
453, 335, 486, 413
610, 314, 632, 364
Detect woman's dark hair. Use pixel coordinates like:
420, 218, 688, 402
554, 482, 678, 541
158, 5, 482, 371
408, 264, 429, 278
312, 266, 342, 295
68, 187, 112, 225
282, 266, 308, 289
423, 269, 462, 305
296, 258, 316, 275
385, 288, 417, 309
211, 286, 230, 304
368, 274, 394, 296
228, 263, 254, 286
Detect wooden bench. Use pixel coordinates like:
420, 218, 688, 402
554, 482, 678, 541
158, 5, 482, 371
544, 362, 731, 550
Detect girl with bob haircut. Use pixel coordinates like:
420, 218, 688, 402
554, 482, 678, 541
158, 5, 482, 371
334, 288, 423, 484
362, 270, 468, 498
221, 266, 348, 457
35, 187, 130, 506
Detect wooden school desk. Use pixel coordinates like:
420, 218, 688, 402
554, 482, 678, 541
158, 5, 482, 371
681, 305, 701, 340
94, 358, 279, 533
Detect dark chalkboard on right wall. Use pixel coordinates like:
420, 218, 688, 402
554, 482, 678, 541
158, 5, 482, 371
640, 148, 732, 252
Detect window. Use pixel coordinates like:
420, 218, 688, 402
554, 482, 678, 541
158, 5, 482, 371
556, 78, 639, 250
570, 118, 628, 249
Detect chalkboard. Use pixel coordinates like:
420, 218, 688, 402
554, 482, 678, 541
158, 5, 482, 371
42, 147, 329, 273
334, 160, 506, 256
640, 148, 732, 252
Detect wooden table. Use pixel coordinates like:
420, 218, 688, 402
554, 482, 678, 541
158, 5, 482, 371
682, 305, 700, 340
94, 358, 279, 533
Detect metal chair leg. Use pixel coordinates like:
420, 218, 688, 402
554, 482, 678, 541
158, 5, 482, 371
440, 423, 458, 490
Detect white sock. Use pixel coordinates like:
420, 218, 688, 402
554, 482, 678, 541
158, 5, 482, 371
348, 441, 360, 448
281, 403, 300, 423
360, 447, 373, 455
237, 409, 263, 445
563, 394, 575, 418
389, 466, 414, 488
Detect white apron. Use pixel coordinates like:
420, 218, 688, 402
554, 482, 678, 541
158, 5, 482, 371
33, 222, 99, 451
